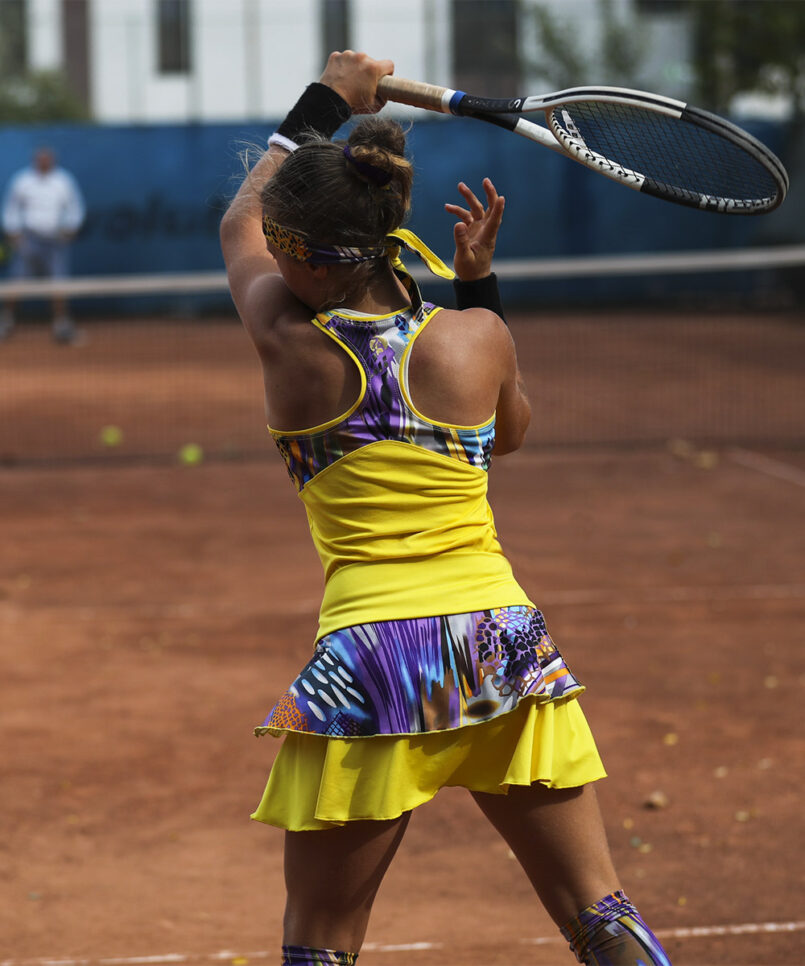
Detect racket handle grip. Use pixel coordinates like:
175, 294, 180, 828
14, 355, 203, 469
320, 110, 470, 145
378, 76, 452, 113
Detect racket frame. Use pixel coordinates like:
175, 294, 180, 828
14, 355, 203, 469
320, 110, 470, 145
376, 77, 788, 214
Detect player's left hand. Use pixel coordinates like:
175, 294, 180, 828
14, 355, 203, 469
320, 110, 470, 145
446, 178, 505, 282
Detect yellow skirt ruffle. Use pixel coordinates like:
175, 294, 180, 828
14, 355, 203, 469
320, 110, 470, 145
251, 696, 606, 831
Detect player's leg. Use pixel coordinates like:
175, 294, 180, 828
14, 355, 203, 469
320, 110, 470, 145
282, 812, 411, 964
471, 782, 671, 965
473, 783, 618, 925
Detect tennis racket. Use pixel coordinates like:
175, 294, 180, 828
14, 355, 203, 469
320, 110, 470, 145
377, 76, 788, 215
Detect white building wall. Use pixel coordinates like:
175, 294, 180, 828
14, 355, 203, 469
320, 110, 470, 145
250, 0, 321, 120
193, 0, 250, 121
87, 0, 370, 123
28, 0, 62, 70
352, 0, 430, 90
91, 0, 196, 122
27, 0, 696, 124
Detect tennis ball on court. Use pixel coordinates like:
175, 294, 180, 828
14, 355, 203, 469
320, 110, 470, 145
178, 442, 204, 465
667, 437, 695, 459
694, 450, 719, 470
100, 425, 123, 447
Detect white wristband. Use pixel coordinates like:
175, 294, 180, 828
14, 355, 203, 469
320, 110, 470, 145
268, 132, 299, 153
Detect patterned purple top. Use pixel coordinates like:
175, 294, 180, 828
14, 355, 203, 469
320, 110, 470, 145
270, 302, 496, 491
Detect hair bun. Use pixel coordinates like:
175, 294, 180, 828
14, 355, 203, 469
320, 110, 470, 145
343, 144, 393, 187
347, 116, 407, 156
345, 118, 412, 204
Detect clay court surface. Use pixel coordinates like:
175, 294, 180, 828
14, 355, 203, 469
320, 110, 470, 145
1, 312, 804, 965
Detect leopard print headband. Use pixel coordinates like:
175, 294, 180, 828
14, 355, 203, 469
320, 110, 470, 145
262, 215, 386, 265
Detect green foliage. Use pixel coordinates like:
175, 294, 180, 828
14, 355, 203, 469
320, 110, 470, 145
0, 0, 26, 80
599, 0, 642, 81
690, 0, 805, 115
525, 0, 645, 90
0, 70, 90, 123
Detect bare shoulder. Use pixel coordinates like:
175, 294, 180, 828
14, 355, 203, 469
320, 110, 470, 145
405, 305, 516, 428
433, 305, 506, 331
426, 306, 513, 360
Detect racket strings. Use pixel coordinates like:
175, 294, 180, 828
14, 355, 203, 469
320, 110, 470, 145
550, 102, 780, 205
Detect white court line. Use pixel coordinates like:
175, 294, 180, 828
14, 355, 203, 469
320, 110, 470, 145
656, 921, 805, 939
729, 448, 805, 489
3, 922, 803, 965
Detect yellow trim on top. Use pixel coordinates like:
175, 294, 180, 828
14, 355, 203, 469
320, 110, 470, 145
267, 316, 367, 438
321, 306, 411, 323
399, 305, 496, 432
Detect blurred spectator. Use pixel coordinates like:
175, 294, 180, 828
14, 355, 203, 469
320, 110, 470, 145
1, 147, 85, 344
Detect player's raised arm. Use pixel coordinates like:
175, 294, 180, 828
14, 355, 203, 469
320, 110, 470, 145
219, 51, 393, 323
446, 178, 530, 454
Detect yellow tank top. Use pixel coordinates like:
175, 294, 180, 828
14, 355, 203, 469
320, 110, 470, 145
270, 301, 533, 639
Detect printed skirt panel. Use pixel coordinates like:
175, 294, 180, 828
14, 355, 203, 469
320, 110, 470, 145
251, 694, 606, 830
255, 606, 583, 739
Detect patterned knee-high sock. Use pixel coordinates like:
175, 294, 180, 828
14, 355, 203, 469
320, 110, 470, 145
281, 945, 357, 966
560, 891, 671, 966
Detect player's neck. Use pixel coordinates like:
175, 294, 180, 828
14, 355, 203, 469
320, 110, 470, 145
333, 265, 411, 316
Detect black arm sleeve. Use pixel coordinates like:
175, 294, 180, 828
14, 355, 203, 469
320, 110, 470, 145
275, 83, 352, 143
452, 273, 506, 325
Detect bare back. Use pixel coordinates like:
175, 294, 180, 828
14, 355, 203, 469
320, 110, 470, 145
241, 274, 516, 444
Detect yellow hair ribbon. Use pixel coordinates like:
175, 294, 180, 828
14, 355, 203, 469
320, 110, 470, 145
385, 228, 455, 281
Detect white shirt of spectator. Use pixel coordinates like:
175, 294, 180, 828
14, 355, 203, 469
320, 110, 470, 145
2, 167, 85, 239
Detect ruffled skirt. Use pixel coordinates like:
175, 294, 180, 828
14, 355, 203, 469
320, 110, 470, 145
251, 606, 605, 831
251, 694, 606, 830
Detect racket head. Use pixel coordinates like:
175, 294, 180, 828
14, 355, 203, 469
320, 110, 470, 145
542, 93, 788, 214
378, 77, 789, 214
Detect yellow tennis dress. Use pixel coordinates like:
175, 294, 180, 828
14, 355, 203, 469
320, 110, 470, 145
251, 300, 605, 831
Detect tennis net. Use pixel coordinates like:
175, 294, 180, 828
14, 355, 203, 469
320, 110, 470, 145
0, 246, 802, 465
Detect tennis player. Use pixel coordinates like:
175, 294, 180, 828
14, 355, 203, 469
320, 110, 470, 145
221, 50, 672, 966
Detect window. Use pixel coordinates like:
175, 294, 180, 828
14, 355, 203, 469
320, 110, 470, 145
63, 0, 90, 108
0, 0, 27, 79
634, 0, 691, 12
452, 0, 520, 94
157, 0, 192, 74
321, 0, 350, 69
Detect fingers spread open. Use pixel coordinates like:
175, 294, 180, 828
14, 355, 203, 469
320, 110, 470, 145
444, 203, 473, 224
457, 181, 486, 219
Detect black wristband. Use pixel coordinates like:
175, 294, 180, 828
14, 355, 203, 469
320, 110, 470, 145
453, 273, 506, 325
275, 82, 352, 144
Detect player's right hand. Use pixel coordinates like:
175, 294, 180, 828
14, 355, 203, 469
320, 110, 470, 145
319, 50, 394, 115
